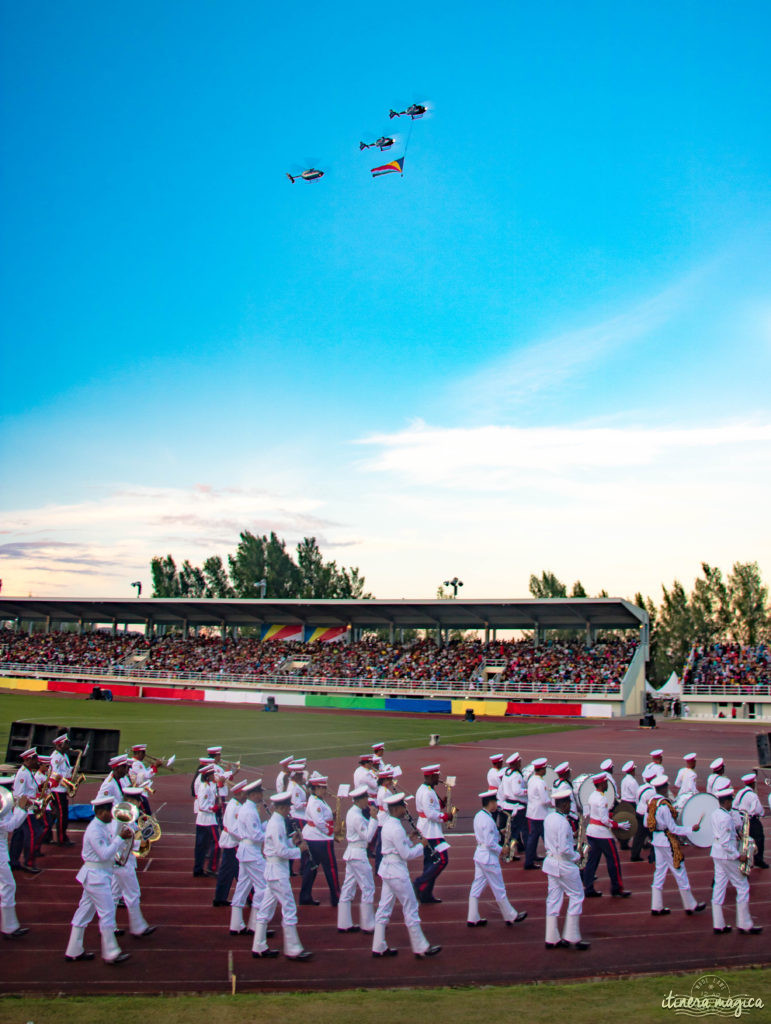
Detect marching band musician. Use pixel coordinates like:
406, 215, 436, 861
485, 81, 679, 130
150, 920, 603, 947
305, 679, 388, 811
64, 795, 133, 964
97, 755, 131, 806
413, 764, 450, 903
524, 758, 551, 869
33, 755, 56, 846
733, 773, 768, 870
111, 787, 156, 939
554, 762, 579, 829
581, 773, 631, 898
710, 779, 762, 935
543, 782, 589, 950
300, 773, 340, 907
498, 752, 527, 860
467, 789, 527, 928
10, 749, 43, 875
275, 755, 294, 794
49, 734, 76, 846
208, 746, 237, 827
372, 792, 441, 959
643, 749, 665, 781
674, 754, 699, 801
0, 778, 29, 938
128, 745, 155, 815
213, 779, 247, 908
353, 755, 378, 805
630, 764, 659, 862
230, 780, 269, 935
707, 757, 726, 795
251, 791, 312, 961
192, 764, 220, 877
487, 754, 504, 792
337, 784, 378, 933
374, 767, 398, 870
192, 757, 214, 800
646, 774, 705, 917
620, 761, 640, 807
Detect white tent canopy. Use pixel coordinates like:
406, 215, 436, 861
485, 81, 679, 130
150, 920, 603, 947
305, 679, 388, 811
658, 672, 682, 696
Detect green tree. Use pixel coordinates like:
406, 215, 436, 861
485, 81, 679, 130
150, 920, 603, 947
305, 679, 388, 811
727, 561, 769, 644
297, 537, 336, 598
227, 531, 267, 597
690, 563, 730, 645
528, 570, 567, 598
150, 555, 181, 597
570, 581, 587, 598
202, 556, 235, 598
652, 580, 692, 685
265, 532, 302, 598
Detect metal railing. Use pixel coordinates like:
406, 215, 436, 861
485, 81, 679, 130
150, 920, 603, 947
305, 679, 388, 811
0, 659, 626, 700
682, 682, 771, 697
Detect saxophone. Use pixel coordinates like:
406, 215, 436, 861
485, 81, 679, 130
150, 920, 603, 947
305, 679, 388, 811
502, 811, 514, 862
577, 809, 589, 870
333, 794, 346, 841
739, 811, 757, 877
63, 747, 87, 799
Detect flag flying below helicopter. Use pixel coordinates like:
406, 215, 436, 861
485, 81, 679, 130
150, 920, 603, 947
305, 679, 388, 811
371, 157, 404, 178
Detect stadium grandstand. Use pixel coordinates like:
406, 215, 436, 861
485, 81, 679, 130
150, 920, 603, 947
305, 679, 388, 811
680, 641, 771, 721
0, 596, 650, 718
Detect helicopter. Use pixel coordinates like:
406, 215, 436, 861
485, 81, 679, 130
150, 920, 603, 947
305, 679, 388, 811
389, 104, 427, 120
286, 168, 324, 183
359, 136, 395, 152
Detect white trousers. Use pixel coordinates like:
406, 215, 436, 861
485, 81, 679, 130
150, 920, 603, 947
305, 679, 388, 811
255, 873, 298, 928
469, 859, 508, 903
651, 845, 696, 910
71, 874, 117, 933
113, 863, 142, 908
339, 858, 375, 904
232, 858, 265, 908
545, 866, 584, 918
375, 874, 422, 929
0, 858, 16, 908
712, 859, 750, 907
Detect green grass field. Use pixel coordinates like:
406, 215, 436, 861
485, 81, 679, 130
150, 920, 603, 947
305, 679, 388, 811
0, 692, 586, 771
1, 969, 769, 1024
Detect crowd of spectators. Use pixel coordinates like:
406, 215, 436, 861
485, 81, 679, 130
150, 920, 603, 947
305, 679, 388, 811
682, 642, 771, 693
0, 627, 638, 693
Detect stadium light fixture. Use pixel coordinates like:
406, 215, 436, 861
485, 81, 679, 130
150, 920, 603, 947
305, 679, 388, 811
131, 581, 142, 597
443, 577, 464, 598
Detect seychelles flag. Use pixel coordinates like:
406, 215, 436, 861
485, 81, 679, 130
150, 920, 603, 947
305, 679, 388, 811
371, 157, 404, 177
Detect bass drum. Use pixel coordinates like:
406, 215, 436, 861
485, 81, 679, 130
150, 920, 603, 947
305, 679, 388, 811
678, 792, 719, 848
576, 772, 618, 810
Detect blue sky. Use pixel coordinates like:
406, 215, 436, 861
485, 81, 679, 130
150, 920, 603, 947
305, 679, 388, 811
1, 1, 770, 601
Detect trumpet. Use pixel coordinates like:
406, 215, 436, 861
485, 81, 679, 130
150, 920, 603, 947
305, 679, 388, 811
145, 753, 176, 772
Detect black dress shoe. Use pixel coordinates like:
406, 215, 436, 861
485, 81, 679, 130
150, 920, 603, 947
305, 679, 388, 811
756, 861, 769, 869
545, 939, 569, 949
372, 948, 398, 957
714, 926, 732, 934
299, 899, 321, 906
338, 926, 361, 933
514, 911, 528, 923
105, 952, 131, 964
571, 940, 591, 950
467, 919, 487, 927
420, 896, 442, 904
19, 865, 42, 875
132, 926, 156, 938
1, 927, 29, 939
415, 945, 441, 958
230, 928, 249, 936
584, 890, 602, 898
286, 950, 313, 961
203, 869, 217, 878
58, 839, 76, 847
114, 929, 125, 936
630, 856, 643, 862
65, 951, 95, 961
212, 900, 230, 907
192, 871, 205, 877
252, 949, 280, 958
685, 903, 706, 915
738, 926, 763, 935
523, 864, 540, 870
651, 908, 671, 916
611, 891, 632, 898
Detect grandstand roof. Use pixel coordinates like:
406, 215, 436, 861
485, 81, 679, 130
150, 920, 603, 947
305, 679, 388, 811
0, 596, 646, 632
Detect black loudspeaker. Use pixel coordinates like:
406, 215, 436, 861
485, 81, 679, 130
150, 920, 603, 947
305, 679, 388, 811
263, 696, 278, 712
756, 733, 771, 767
463, 708, 476, 722
5, 722, 120, 773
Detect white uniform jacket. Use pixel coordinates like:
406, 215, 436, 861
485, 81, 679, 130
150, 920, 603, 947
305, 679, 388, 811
473, 808, 502, 866
288, 780, 308, 822
262, 811, 301, 881
675, 767, 698, 798
12, 766, 38, 803
635, 782, 656, 817
415, 783, 445, 839
498, 768, 526, 812
650, 798, 690, 847
585, 788, 615, 840
710, 807, 740, 861
195, 780, 218, 826
76, 816, 125, 884
50, 750, 73, 794
344, 804, 377, 861
219, 798, 243, 850
302, 794, 335, 841
620, 775, 640, 804
378, 815, 423, 882
235, 800, 265, 863
542, 810, 581, 877
526, 774, 551, 821
353, 766, 378, 799
733, 787, 764, 818
486, 767, 502, 792
707, 773, 726, 796
96, 773, 125, 806
376, 785, 392, 827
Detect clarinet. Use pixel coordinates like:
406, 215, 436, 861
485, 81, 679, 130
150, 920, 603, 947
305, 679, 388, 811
404, 806, 441, 864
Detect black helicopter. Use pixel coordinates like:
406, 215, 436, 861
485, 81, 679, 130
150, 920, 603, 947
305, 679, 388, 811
286, 168, 324, 183
389, 104, 427, 120
359, 136, 395, 152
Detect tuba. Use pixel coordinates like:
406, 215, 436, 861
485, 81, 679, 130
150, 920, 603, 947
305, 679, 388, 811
113, 801, 139, 866
134, 813, 162, 857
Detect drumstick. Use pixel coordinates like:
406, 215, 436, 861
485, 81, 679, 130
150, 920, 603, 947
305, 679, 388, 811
691, 813, 704, 831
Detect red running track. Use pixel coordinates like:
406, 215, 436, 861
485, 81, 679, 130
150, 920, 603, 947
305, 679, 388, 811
4, 714, 769, 994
